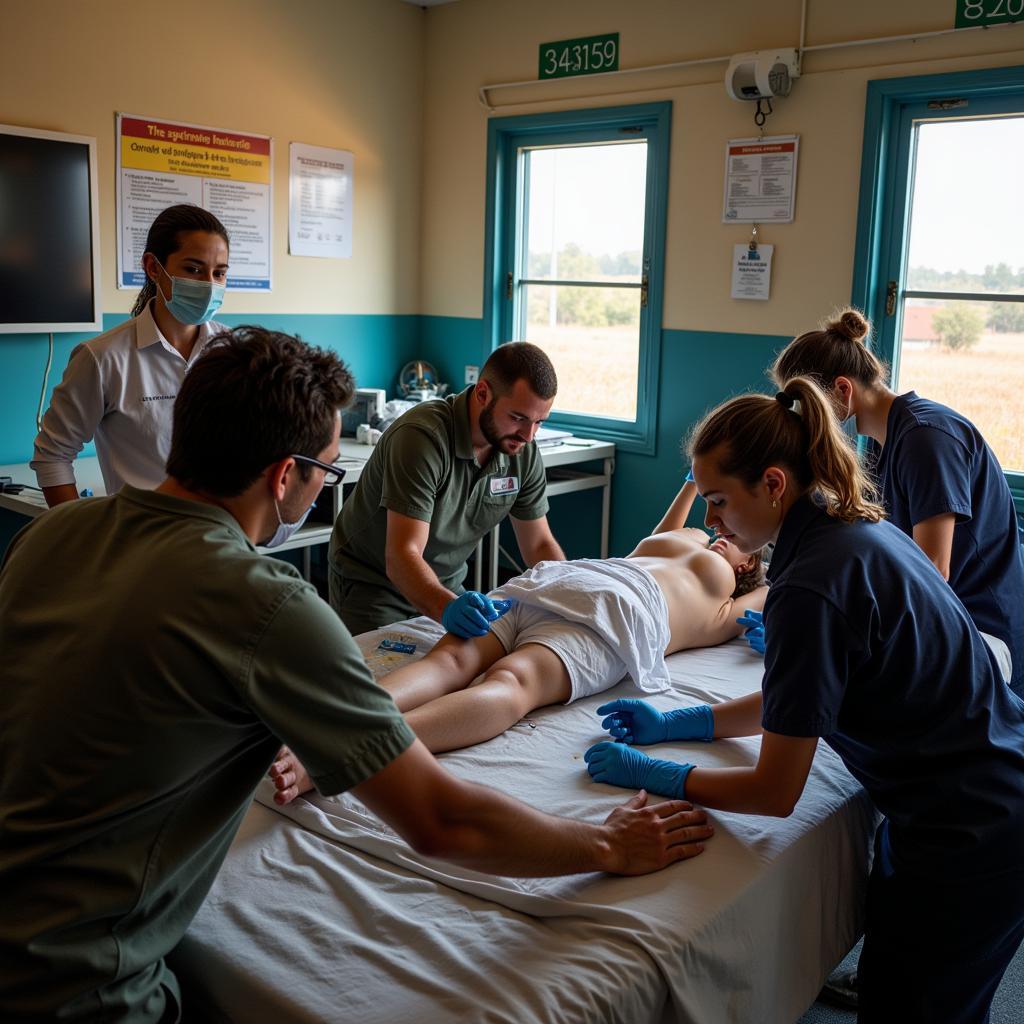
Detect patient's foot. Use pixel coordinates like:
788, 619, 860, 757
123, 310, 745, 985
268, 745, 314, 805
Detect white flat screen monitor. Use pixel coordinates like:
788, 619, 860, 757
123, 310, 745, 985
0, 123, 102, 333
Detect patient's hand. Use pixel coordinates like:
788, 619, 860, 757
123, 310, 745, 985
600, 791, 713, 874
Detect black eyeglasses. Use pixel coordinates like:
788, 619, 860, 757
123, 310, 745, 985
292, 454, 347, 488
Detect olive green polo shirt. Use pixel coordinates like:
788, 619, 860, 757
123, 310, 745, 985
0, 487, 414, 1022
329, 386, 549, 612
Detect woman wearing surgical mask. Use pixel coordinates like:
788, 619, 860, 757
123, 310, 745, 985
771, 307, 1024, 699
32, 204, 230, 506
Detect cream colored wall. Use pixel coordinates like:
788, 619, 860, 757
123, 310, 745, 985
1, 0, 424, 315
420, 0, 1024, 335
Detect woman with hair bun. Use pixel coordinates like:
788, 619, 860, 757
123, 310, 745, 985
585, 376, 1024, 1023
31, 204, 231, 506
771, 307, 1024, 697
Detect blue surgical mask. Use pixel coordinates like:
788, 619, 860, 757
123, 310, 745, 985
157, 262, 225, 325
263, 499, 314, 549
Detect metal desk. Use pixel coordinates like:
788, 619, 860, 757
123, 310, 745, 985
0, 438, 615, 589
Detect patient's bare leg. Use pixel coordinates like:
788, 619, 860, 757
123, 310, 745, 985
407, 643, 571, 753
379, 631, 506, 712
269, 746, 312, 805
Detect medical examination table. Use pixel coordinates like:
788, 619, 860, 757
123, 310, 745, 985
172, 619, 876, 1024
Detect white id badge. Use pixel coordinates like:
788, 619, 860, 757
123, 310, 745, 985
489, 475, 519, 496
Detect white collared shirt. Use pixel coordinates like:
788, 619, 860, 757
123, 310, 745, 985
31, 303, 228, 493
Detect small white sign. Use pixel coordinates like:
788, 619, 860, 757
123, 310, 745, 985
289, 142, 353, 259
731, 243, 774, 300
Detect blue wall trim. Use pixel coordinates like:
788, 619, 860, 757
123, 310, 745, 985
2, 314, 794, 562
0, 313, 420, 466
420, 318, 791, 555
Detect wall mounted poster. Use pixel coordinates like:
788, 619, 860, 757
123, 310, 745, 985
116, 113, 272, 290
288, 142, 354, 259
722, 135, 799, 224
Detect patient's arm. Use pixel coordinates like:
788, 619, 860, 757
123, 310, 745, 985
683, 730, 818, 817
651, 478, 699, 535
698, 584, 770, 647
354, 739, 716, 876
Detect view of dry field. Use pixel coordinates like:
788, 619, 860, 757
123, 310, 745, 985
526, 325, 639, 421
899, 330, 1024, 473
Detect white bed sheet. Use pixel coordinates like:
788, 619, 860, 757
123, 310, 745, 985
173, 619, 877, 1024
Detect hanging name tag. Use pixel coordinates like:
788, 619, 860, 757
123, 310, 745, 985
490, 475, 519, 496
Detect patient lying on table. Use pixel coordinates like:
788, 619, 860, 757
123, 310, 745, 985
271, 477, 767, 804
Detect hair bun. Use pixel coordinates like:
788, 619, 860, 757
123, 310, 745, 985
831, 308, 869, 343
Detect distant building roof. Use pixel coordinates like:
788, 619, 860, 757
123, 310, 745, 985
902, 306, 938, 343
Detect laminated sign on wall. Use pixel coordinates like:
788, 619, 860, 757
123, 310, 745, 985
722, 136, 799, 223
731, 243, 774, 300
116, 113, 273, 290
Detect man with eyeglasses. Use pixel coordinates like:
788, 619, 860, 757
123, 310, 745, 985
0, 327, 713, 1024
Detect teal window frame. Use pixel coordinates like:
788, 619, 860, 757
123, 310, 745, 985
852, 65, 1024, 515
483, 102, 671, 455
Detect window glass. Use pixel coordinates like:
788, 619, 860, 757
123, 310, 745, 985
517, 141, 647, 422
899, 116, 1024, 472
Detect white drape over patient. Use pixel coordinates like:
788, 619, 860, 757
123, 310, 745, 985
493, 558, 672, 694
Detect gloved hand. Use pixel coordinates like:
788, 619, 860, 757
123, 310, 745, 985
736, 609, 765, 655
584, 741, 694, 799
441, 591, 512, 639
684, 467, 695, 483
597, 699, 714, 745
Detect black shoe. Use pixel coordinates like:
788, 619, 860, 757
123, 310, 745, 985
818, 967, 859, 1010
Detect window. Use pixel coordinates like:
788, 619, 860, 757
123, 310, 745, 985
484, 103, 671, 453
855, 68, 1024, 509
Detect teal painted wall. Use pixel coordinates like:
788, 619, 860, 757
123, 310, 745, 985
0, 313, 420, 466
0, 313, 420, 555
2, 312, 793, 562
418, 316, 790, 556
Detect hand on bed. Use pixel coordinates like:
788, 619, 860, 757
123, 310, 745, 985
442, 591, 512, 638
736, 609, 765, 656
585, 741, 694, 799
597, 699, 714, 745
601, 792, 713, 873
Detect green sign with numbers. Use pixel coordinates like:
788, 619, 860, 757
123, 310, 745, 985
538, 33, 619, 80
955, 0, 1024, 27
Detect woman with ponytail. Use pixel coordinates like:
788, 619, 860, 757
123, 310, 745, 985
773, 307, 1024, 698
31, 205, 230, 506
586, 376, 1024, 1024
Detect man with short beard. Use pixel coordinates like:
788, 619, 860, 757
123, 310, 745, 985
329, 342, 566, 637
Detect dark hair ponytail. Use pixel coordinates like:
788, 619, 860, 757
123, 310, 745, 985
688, 377, 885, 525
771, 306, 888, 391
131, 205, 230, 317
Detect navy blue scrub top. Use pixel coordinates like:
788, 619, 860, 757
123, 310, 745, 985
873, 392, 1024, 696
761, 495, 1024, 879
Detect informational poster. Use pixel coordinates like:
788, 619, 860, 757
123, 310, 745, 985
288, 142, 354, 259
116, 113, 272, 290
722, 135, 799, 223
731, 243, 774, 300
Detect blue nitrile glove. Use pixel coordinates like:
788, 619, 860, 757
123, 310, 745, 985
597, 699, 714, 745
736, 609, 765, 656
442, 591, 495, 638
684, 467, 695, 483
584, 741, 694, 799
